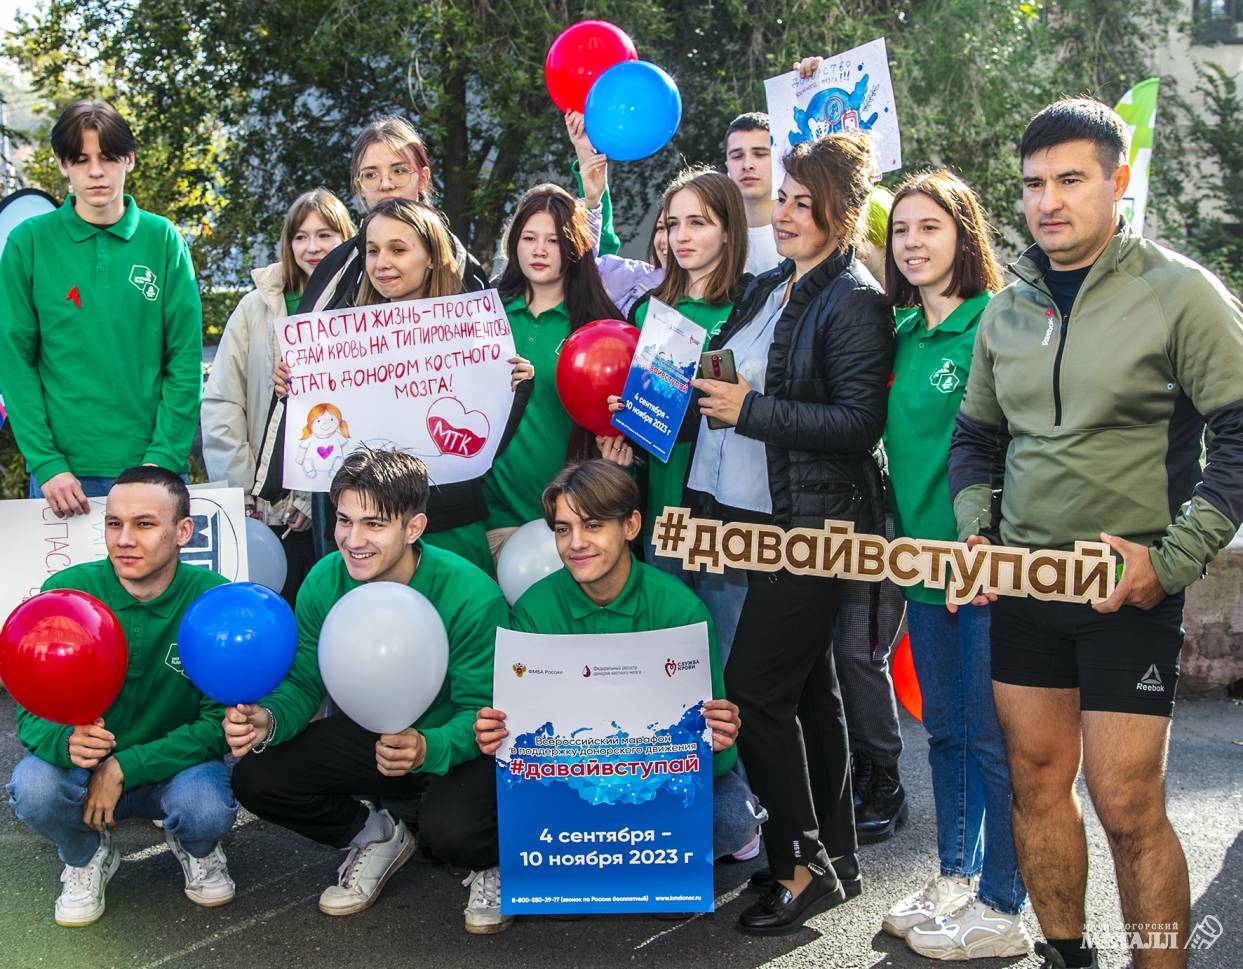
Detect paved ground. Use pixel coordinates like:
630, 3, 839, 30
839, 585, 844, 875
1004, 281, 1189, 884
0, 693, 1238, 969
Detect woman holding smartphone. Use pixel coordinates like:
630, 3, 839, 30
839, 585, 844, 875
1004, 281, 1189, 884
687, 133, 895, 934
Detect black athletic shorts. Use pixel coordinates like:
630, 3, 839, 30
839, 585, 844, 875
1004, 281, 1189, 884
989, 593, 1185, 717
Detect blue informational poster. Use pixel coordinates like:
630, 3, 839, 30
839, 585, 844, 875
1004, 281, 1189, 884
609, 299, 708, 463
493, 625, 714, 915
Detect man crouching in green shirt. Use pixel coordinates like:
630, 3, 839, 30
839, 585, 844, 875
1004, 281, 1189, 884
225, 448, 511, 930
474, 461, 765, 871
6, 467, 237, 927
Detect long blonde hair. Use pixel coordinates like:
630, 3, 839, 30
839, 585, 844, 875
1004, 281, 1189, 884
279, 189, 356, 293
355, 198, 463, 306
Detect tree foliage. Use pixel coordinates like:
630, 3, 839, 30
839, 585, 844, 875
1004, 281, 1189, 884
5, 0, 1190, 289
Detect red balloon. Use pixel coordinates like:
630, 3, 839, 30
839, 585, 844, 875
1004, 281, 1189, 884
545, 20, 638, 113
555, 319, 640, 437
0, 590, 128, 725
892, 632, 922, 722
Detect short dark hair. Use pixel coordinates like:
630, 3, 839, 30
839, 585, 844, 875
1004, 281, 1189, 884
1019, 98, 1128, 175
50, 100, 137, 163
541, 460, 640, 528
112, 466, 190, 521
724, 112, 770, 151
329, 447, 429, 521
884, 169, 1005, 307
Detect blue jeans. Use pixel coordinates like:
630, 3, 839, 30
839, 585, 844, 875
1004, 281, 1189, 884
906, 601, 1026, 915
28, 474, 115, 499
7, 755, 238, 867
693, 566, 748, 667
713, 770, 766, 858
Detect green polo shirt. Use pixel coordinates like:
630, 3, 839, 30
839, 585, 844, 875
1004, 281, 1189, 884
883, 292, 991, 604
15, 560, 230, 789
261, 541, 509, 775
0, 195, 203, 481
633, 297, 733, 535
511, 557, 736, 776
483, 296, 573, 529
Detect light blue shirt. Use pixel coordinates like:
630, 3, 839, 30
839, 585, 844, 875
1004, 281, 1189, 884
688, 284, 787, 513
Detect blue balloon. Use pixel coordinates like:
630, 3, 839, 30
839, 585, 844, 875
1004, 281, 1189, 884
177, 582, 297, 706
584, 61, 682, 162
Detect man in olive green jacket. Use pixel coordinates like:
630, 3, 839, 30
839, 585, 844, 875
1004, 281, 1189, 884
948, 99, 1243, 969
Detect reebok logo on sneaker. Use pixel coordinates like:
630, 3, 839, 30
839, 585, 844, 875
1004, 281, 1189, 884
1137, 664, 1164, 693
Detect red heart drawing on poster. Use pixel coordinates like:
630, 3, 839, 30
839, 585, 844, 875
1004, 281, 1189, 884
426, 396, 491, 457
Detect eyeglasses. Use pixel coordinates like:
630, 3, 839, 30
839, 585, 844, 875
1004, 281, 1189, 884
356, 165, 415, 190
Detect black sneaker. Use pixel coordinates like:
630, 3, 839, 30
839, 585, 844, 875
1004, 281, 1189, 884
850, 753, 874, 810
855, 763, 909, 845
1034, 941, 1100, 968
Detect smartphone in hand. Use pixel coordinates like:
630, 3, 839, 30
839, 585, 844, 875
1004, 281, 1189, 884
698, 349, 738, 431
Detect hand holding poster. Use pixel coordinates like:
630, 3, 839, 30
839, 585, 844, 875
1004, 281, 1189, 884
493, 625, 714, 915
609, 299, 707, 462
277, 291, 517, 491
0, 488, 248, 623
764, 37, 901, 195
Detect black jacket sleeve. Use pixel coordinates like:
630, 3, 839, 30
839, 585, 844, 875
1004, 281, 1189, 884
736, 287, 894, 454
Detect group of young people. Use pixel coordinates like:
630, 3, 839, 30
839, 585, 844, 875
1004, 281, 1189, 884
1, 53, 1241, 969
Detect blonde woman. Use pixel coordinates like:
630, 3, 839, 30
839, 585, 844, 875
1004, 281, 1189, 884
201, 188, 354, 603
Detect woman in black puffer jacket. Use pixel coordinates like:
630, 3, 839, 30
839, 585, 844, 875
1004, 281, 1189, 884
686, 132, 895, 935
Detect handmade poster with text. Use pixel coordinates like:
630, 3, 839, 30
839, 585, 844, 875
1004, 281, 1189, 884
277, 291, 517, 492
764, 36, 902, 195
0, 487, 248, 622
493, 625, 714, 915
610, 299, 707, 462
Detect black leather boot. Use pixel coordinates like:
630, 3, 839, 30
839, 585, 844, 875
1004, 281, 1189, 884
854, 762, 909, 845
851, 752, 874, 810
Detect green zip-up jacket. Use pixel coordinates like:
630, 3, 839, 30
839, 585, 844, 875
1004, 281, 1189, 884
16, 560, 230, 789
260, 542, 509, 775
948, 222, 1243, 594
0, 196, 203, 481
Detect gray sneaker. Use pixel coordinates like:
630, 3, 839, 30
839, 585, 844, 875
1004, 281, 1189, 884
462, 866, 513, 935
55, 830, 120, 927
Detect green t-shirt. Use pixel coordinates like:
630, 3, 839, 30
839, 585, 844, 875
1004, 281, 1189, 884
633, 297, 733, 536
261, 541, 509, 775
483, 296, 573, 529
884, 292, 990, 603
511, 556, 736, 776
15, 560, 230, 789
0, 195, 204, 480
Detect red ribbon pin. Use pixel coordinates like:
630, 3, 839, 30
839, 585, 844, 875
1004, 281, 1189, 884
65, 286, 81, 309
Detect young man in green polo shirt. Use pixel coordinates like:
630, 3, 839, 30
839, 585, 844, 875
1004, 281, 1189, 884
7, 467, 238, 927
225, 448, 511, 932
474, 460, 764, 871
0, 100, 203, 518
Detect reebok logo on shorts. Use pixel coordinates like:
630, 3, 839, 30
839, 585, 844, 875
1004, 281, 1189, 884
1137, 664, 1164, 693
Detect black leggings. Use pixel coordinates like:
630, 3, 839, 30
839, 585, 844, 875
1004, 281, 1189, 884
726, 569, 855, 880
232, 715, 498, 870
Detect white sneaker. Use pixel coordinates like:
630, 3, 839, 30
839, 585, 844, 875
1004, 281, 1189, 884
882, 873, 976, 938
730, 830, 763, 862
55, 830, 120, 927
164, 832, 235, 907
318, 812, 415, 916
462, 866, 513, 935
906, 897, 1034, 959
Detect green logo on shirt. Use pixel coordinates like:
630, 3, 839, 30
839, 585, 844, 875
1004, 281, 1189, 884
930, 359, 962, 394
164, 642, 188, 679
130, 265, 160, 301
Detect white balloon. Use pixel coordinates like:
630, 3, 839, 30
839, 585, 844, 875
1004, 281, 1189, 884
317, 582, 449, 733
496, 519, 564, 605
244, 516, 288, 593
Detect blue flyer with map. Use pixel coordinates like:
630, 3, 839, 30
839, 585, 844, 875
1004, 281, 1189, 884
493, 625, 714, 915
609, 299, 707, 463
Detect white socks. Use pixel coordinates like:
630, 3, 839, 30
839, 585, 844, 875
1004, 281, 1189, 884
349, 808, 394, 850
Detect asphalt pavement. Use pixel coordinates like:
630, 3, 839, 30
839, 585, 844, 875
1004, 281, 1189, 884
0, 693, 1238, 969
